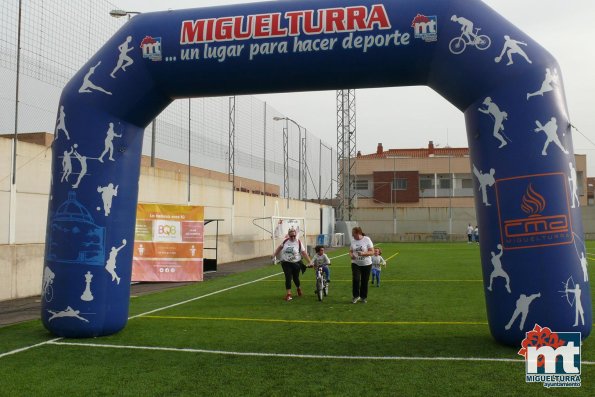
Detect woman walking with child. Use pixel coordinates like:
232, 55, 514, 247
273, 227, 311, 301
350, 227, 374, 303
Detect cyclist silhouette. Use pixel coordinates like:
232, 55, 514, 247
451, 15, 474, 42
449, 15, 491, 55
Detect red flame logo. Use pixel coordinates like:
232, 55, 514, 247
521, 184, 546, 216
411, 14, 430, 27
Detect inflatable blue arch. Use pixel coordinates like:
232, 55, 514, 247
43, 0, 591, 346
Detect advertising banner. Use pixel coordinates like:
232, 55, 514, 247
132, 204, 204, 281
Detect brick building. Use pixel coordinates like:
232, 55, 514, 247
350, 141, 588, 208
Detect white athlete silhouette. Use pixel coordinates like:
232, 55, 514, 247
138, 244, 145, 256
565, 283, 585, 327
472, 165, 495, 206
487, 244, 511, 293
98, 123, 122, 163
505, 292, 541, 330
527, 68, 559, 100
495, 35, 532, 66
105, 239, 126, 285
42, 266, 55, 302
72, 145, 88, 189
190, 245, 196, 256
579, 252, 588, 282
79, 61, 112, 95
97, 183, 118, 216
54, 105, 70, 140
568, 162, 580, 209
451, 15, 474, 43
81, 271, 94, 302
47, 306, 89, 323
111, 36, 134, 78
478, 97, 508, 148
61, 146, 74, 182
533, 117, 569, 156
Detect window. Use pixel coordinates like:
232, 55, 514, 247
392, 178, 408, 190
353, 179, 369, 190
419, 175, 434, 190
462, 178, 474, 189
438, 175, 452, 189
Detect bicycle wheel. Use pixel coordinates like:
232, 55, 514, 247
316, 278, 324, 301
323, 282, 328, 296
476, 35, 491, 51
449, 37, 466, 55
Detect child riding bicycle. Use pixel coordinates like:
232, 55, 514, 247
309, 245, 331, 282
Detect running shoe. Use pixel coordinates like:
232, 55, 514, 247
285, 293, 293, 301
297, 288, 303, 297
352, 297, 360, 304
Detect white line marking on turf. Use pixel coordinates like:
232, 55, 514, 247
0, 338, 63, 359
129, 272, 282, 319
0, 271, 283, 359
46, 341, 595, 365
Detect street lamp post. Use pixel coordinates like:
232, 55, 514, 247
273, 116, 303, 204
109, 9, 141, 19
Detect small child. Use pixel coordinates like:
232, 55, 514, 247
371, 248, 387, 287
310, 245, 331, 282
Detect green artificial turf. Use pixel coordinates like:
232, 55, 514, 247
0, 242, 592, 396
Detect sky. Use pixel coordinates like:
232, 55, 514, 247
113, 0, 595, 175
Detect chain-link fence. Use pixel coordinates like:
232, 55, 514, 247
1, 0, 337, 201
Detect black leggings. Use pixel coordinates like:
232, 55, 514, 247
281, 261, 301, 290
352, 263, 372, 299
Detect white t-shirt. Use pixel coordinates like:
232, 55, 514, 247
312, 253, 330, 267
279, 239, 303, 263
371, 255, 386, 270
350, 236, 373, 266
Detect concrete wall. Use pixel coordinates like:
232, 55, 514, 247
0, 138, 325, 301
353, 206, 595, 242
352, 207, 478, 242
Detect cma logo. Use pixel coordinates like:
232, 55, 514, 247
140, 36, 162, 61
411, 14, 437, 42
158, 225, 177, 236
503, 183, 569, 238
496, 174, 572, 250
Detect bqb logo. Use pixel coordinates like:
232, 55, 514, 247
520, 324, 581, 388
495, 173, 573, 250
158, 225, 177, 236
153, 220, 182, 243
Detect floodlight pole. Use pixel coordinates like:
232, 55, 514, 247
187, 98, 191, 204
274, 116, 303, 207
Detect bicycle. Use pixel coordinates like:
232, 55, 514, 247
449, 28, 491, 54
310, 264, 329, 301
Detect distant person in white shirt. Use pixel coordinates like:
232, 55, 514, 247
466, 224, 474, 244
